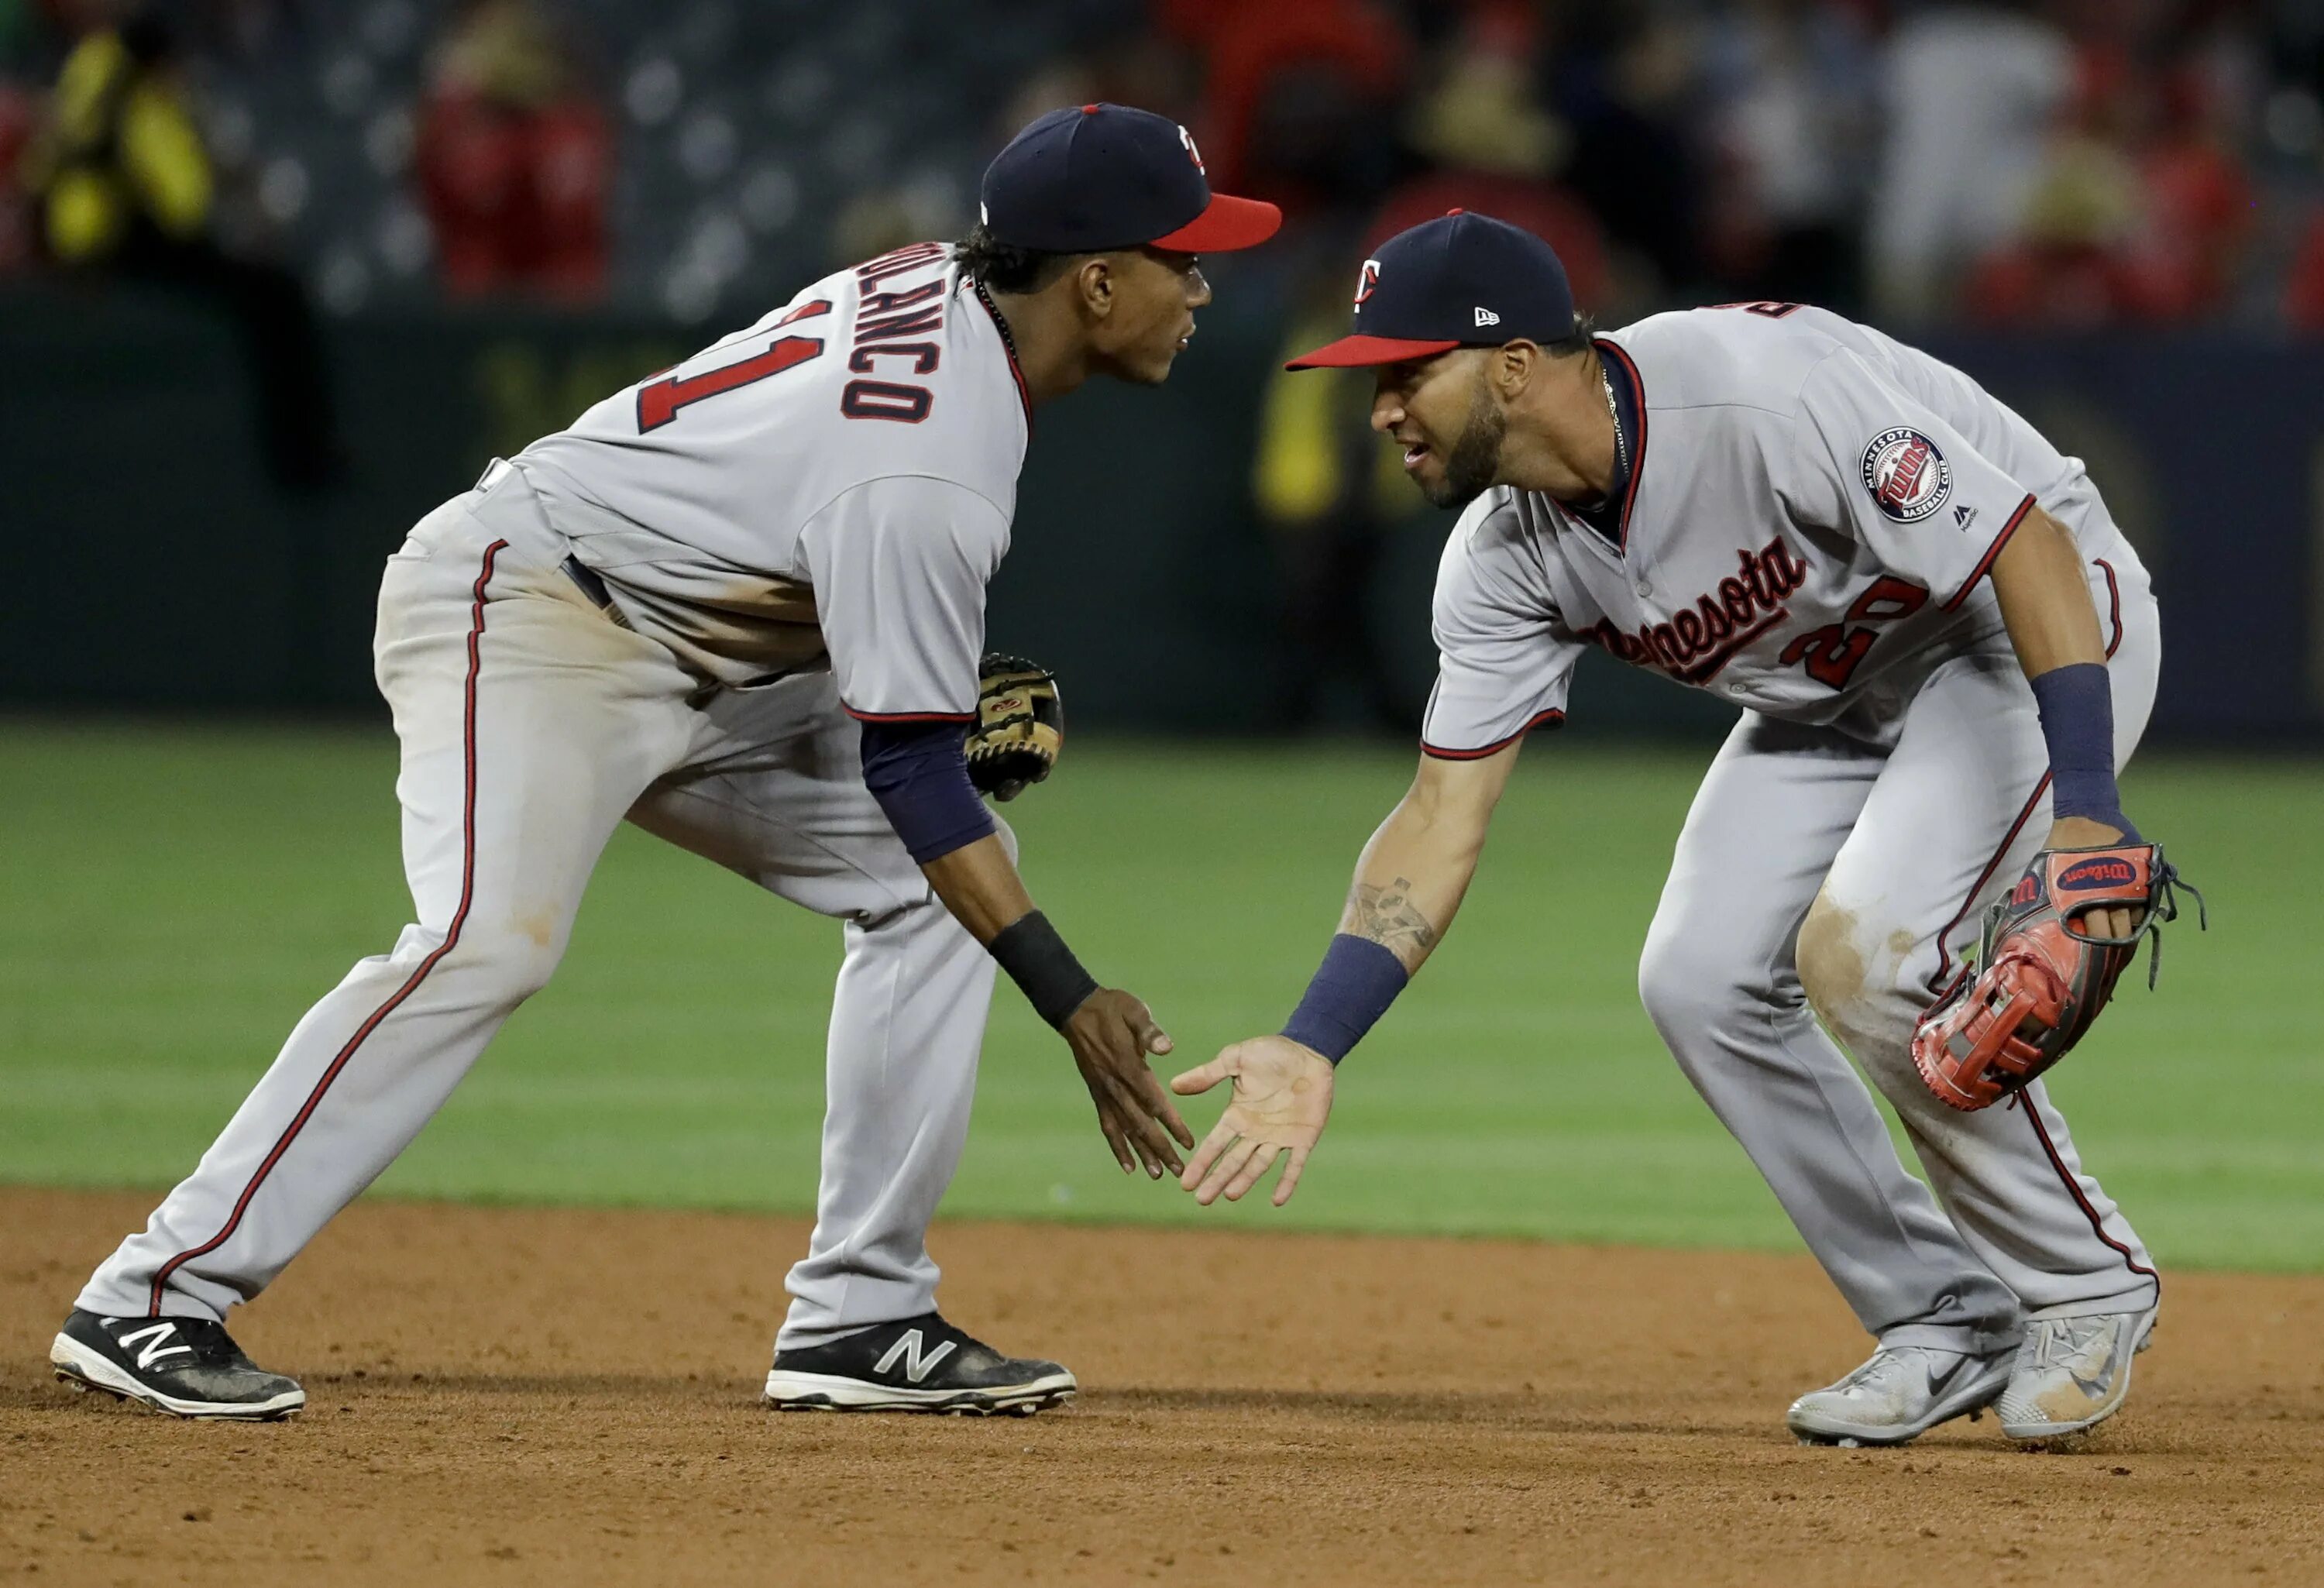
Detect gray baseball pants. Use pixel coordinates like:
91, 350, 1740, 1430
78, 473, 995, 1350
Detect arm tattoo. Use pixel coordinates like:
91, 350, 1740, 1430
1347, 875, 1439, 955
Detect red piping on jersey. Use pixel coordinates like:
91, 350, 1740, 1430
147, 538, 508, 1317
2019, 1093, 2159, 1287
1940, 493, 2036, 610
846, 706, 976, 724
2095, 558, 2123, 658
1593, 339, 1649, 553
968, 281, 1034, 432
1421, 708, 1565, 761
1928, 771, 2051, 995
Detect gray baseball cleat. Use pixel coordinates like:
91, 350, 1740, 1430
1786, 1343, 2016, 1446
1996, 1306, 2157, 1440
51, 1309, 305, 1421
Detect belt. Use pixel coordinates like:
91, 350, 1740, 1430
469, 458, 630, 628
561, 553, 627, 625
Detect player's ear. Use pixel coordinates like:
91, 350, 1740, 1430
1072, 256, 1115, 321
1490, 341, 1538, 401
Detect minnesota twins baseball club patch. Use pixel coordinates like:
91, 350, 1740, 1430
1859, 427, 1952, 523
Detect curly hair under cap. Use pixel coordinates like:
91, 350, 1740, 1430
1542, 311, 1599, 359
952, 222, 1084, 294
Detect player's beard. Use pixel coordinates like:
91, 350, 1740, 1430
1428, 380, 1507, 509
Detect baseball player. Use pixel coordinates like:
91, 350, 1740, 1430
1173, 211, 2191, 1445
51, 105, 1279, 1421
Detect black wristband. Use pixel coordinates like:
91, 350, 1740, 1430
988, 911, 1100, 1029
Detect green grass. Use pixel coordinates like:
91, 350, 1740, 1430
2, 723, 2317, 1270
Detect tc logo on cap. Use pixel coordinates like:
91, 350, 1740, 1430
1178, 125, 1205, 173
1353, 259, 1381, 305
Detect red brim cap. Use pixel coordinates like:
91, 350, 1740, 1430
1283, 334, 1463, 370
1150, 191, 1282, 253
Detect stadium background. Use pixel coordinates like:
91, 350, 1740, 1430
2, 3, 2322, 1585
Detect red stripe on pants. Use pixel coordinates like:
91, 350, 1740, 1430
147, 538, 508, 1315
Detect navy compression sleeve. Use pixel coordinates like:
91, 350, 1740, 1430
858, 717, 997, 864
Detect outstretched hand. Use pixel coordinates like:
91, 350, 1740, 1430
1169, 1036, 1336, 1208
1062, 988, 1193, 1180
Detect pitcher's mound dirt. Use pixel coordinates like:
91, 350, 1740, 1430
3, 1188, 2318, 1587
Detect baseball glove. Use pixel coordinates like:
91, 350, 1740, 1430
1912, 844, 2204, 1112
964, 652, 1062, 803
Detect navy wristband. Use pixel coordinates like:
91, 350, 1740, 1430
2029, 663, 2139, 840
1281, 933, 1410, 1065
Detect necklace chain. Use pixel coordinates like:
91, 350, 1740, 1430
970, 277, 1019, 363
1600, 359, 1630, 481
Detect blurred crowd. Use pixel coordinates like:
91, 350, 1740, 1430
5, 0, 2323, 719
2, 0, 2322, 331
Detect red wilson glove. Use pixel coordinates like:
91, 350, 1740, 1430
1912, 844, 2203, 1112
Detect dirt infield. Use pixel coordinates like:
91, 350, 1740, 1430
3, 1189, 2319, 1587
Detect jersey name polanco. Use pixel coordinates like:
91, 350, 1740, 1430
1420, 303, 2143, 758
511, 241, 1030, 718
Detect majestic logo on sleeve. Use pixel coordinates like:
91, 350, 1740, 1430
1354, 259, 1381, 306
1860, 428, 1952, 522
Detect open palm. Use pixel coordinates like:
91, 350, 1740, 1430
1169, 1036, 1336, 1207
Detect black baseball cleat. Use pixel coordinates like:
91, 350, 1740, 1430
762, 1312, 1076, 1415
50, 1309, 306, 1421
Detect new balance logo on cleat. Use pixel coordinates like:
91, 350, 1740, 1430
115, 1322, 196, 1370
873, 1329, 956, 1384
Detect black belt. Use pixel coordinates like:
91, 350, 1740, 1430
562, 555, 613, 608
561, 555, 634, 630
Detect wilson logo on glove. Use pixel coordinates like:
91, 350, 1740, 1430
2056, 857, 2137, 891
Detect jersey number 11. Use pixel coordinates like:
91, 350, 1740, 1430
635, 301, 831, 433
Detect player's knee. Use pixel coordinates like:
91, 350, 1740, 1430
1637, 919, 1757, 1042
1796, 892, 1872, 1030
1799, 892, 1927, 1057
439, 922, 565, 1006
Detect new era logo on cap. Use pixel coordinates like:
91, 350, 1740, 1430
1287, 209, 1577, 370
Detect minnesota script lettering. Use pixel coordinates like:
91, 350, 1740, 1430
1583, 538, 1810, 686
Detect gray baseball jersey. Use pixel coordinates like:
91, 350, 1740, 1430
74, 242, 1043, 1352
1419, 300, 2166, 1358
1421, 302, 2140, 756
516, 239, 1030, 715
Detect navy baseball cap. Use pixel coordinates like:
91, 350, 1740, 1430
1287, 211, 1576, 368
980, 104, 1281, 255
